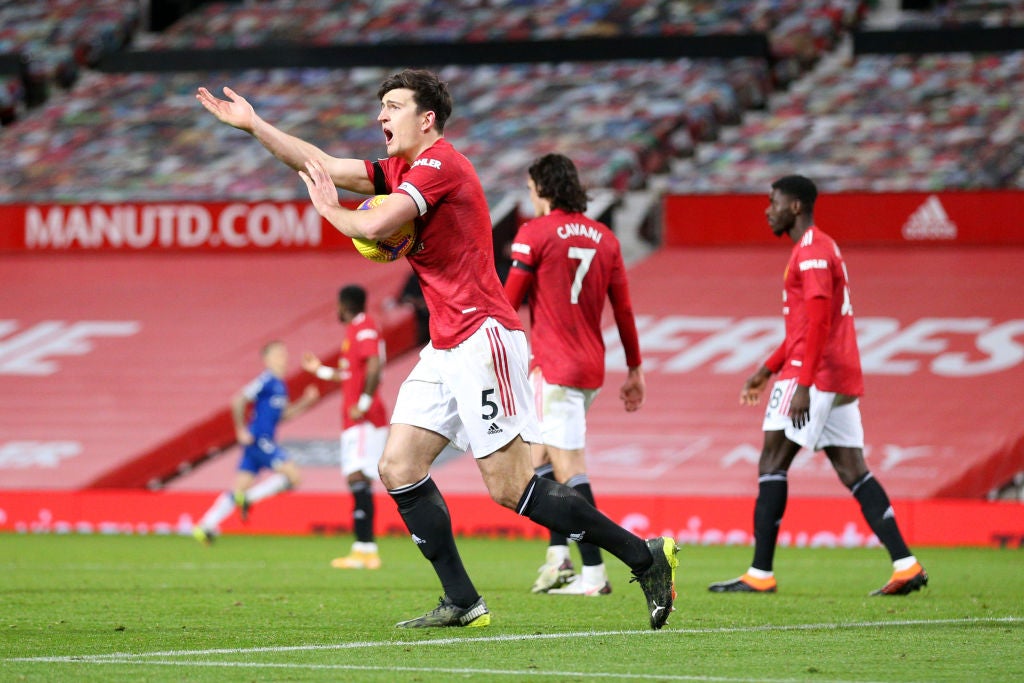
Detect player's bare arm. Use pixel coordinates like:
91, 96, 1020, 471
196, 86, 373, 193
740, 366, 773, 406
230, 391, 253, 444
283, 384, 320, 420
299, 158, 418, 240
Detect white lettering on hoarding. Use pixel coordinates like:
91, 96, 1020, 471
5, 508, 197, 535
604, 315, 1024, 377
0, 320, 140, 375
0, 441, 81, 468
619, 513, 882, 549
24, 203, 322, 250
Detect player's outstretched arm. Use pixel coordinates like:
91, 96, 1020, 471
196, 85, 374, 194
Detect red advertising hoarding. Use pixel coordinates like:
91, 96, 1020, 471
0, 201, 362, 252
663, 190, 1024, 246
2, 490, 1022, 548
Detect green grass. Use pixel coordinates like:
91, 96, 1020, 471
1, 533, 1021, 682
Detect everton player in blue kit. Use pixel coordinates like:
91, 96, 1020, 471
194, 340, 319, 543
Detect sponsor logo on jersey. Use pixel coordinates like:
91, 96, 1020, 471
799, 259, 828, 271
412, 158, 442, 170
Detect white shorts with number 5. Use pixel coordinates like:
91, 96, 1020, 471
391, 318, 540, 457
762, 377, 864, 450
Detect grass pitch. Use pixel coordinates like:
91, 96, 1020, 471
1, 533, 1021, 682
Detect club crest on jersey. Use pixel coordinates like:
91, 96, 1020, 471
413, 158, 442, 170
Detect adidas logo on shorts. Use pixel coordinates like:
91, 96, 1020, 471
487, 423, 503, 435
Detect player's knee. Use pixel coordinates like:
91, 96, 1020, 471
377, 453, 423, 490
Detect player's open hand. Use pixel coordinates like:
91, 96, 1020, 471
299, 158, 341, 218
300, 351, 321, 374
196, 86, 256, 132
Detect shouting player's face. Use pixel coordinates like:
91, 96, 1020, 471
766, 188, 797, 237
378, 88, 432, 162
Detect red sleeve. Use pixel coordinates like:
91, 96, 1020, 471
607, 258, 642, 369
504, 265, 533, 309
764, 342, 787, 374
799, 296, 831, 386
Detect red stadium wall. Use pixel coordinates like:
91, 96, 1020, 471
2, 490, 1022, 548
663, 190, 1024, 246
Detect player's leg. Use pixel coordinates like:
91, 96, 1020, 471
332, 424, 386, 569
530, 444, 575, 592
478, 437, 677, 628
245, 453, 298, 504
194, 466, 255, 542
711, 377, 823, 593
381, 421, 489, 627
460, 321, 679, 629
709, 430, 799, 592
546, 445, 610, 596
819, 400, 927, 595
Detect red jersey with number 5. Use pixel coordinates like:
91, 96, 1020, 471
778, 227, 863, 396
508, 209, 641, 389
368, 139, 523, 349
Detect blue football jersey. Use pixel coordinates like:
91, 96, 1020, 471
242, 370, 288, 437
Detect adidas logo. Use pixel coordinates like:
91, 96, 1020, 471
487, 423, 503, 435
902, 195, 957, 240
411, 533, 426, 545
568, 531, 586, 542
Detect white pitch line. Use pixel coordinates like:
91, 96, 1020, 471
1, 658, 900, 683
7, 616, 1021, 665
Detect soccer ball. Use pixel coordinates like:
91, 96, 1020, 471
352, 195, 417, 263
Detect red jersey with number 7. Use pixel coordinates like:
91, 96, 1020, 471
777, 226, 864, 396
506, 209, 641, 389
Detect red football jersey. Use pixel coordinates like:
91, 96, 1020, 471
776, 226, 864, 396
339, 312, 388, 430
369, 139, 522, 349
508, 209, 641, 389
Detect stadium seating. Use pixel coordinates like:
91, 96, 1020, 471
0, 0, 139, 119
665, 50, 1024, 193
0, 58, 771, 204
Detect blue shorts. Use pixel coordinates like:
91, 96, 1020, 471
238, 436, 287, 474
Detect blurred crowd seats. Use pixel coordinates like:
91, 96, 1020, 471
0, 0, 139, 120
873, 0, 1024, 28
665, 51, 1024, 193
0, 58, 770, 204
0, 0, 1021, 200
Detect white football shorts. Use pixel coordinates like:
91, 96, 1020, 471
391, 318, 540, 458
762, 377, 864, 450
530, 368, 598, 451
339, 422, 388, 478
